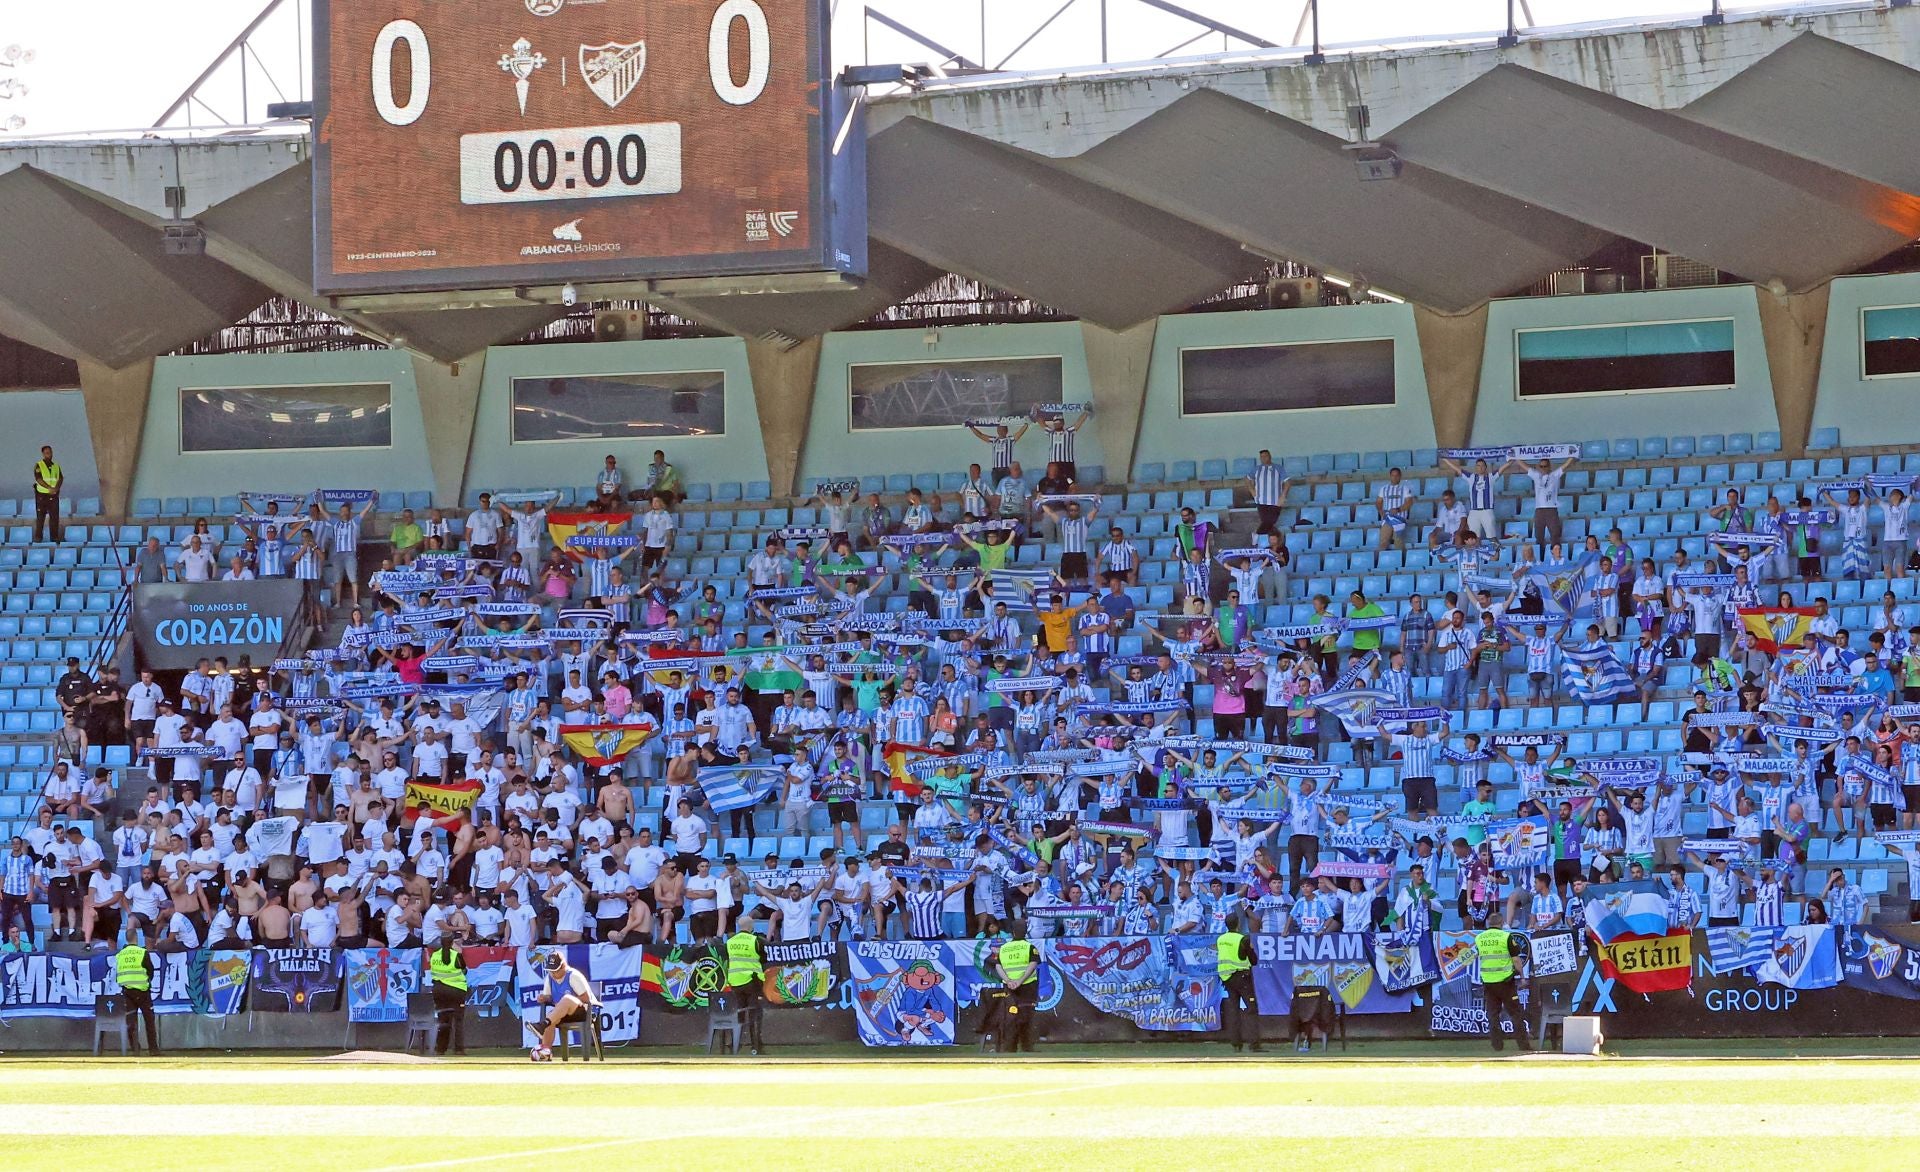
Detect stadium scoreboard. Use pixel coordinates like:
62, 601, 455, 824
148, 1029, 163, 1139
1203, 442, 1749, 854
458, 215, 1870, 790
312, 0, 865, 296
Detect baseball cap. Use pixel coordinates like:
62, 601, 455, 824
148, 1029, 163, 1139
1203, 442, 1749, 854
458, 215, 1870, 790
722, 853, 738, 864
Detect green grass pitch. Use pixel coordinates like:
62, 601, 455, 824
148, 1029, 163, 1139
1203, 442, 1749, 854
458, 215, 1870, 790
5, 1044, 1920, 1169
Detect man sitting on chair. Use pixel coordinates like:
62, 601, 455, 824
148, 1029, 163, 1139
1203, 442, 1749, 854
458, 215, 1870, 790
530, 950, 600, 1062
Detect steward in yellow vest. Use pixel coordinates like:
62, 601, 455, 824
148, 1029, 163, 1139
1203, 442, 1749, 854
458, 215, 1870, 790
429, 942, 469, 1056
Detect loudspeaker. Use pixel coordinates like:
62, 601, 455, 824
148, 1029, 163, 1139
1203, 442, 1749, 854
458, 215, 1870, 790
1268, 277, 1322, 310
594, 310, 641, 343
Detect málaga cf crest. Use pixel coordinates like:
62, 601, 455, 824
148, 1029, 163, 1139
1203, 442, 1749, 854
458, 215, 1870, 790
581, 41, 645, 109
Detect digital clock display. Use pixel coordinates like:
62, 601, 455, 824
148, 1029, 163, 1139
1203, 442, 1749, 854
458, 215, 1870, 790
458, 123, 683, 205
311, 0, 864, 297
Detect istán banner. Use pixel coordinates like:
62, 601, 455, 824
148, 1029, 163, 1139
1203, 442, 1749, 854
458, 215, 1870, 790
133, 581, 301, 670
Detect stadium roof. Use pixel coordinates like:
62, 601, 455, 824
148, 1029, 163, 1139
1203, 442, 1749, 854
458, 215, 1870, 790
5, 4, 1920, 366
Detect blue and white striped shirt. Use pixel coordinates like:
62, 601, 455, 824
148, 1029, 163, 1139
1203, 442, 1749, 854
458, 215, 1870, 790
329, 516, 362, 553
989, 435, 1016, 468
1047, 426, 1075, 462
1059, 516, 1089, 555
889, 695, 930, 744
1393, 731, 1443, 778
583, 554, 617, 598
1250, 464, 1286, 507
293, 544, 323, 581
1466, 472, 1496, 512
3, 851, 33, 896
258, 539, 285, 578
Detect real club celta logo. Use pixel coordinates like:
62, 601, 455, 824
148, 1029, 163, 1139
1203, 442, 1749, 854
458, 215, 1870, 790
552, 218, 583, 242
526, 0, 564, 15
769, 210, 800, 238
499, 37, 547, 116
580, 41, 646, 109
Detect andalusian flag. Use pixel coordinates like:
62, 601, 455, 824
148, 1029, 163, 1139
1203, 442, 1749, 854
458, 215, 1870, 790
547, 512, 631, 562
402, 778, 483, 828
1737, 606, 1818, 654
559, 723, 655, 768
883, 742, 950, 798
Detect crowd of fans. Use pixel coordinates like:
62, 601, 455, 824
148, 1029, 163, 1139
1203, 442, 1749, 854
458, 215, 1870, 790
3, 423, 1916, 967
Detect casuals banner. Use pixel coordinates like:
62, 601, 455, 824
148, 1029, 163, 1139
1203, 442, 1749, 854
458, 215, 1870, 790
849, 940, 956, 1046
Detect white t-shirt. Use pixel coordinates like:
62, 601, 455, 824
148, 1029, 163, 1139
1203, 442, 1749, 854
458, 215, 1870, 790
298, 905, 340, 947
1526, 468, 1564, 510
669, 814, 708, 853
642, 511, 676, 549
248, 709, 285, 750
128, 682, 164, 722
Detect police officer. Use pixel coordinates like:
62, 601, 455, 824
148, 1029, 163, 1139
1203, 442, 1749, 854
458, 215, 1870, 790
1215, 914, 1260, 1052
114, 926, 159, 1055
1475, 912, 1533, 1053
725, 925, 767, 1055
428, 938, 469, 1056
994, 924, 1039, 1053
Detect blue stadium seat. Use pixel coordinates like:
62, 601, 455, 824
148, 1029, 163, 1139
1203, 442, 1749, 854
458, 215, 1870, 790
1580, 441, 1608, 461
404, 491, 431, 511
1809, 427, 1840, 451
1612, 439, 1638, 460
1641, 437, 1666, 458
1138, 463, 1165, 485
1171, 460, 1198, 482
1757, 431, 1782, 453
746, 481, 772, 501
1230, 457, 1257, 479
1696, 435, 1723, 455
1201, 459, 1228, 481
189, 496, 215, 516
1725, 433, 1751, 454
132, 498, 161, 519
716, 482, 742, 501
1332, 453, 1360, 474
886, 474, 911, 493
1080, 464, 1105, 486
684, 482, 712, 503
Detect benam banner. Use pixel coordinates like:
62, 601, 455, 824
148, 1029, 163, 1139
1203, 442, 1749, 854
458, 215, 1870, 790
1251, 932, 1420, 1016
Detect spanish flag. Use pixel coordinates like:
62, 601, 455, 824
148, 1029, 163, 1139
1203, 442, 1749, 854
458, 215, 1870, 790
546, 512, 631, 562
402, 777, 484, 828
639, 950, 664, 995
883, 742, 950, 798
1594, 929, 1692, 995
1737, 606, 1818, 654
558, 723, 655, 768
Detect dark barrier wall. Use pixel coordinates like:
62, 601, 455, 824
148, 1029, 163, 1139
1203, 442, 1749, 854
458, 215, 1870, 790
10, 928, 1920, 1051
